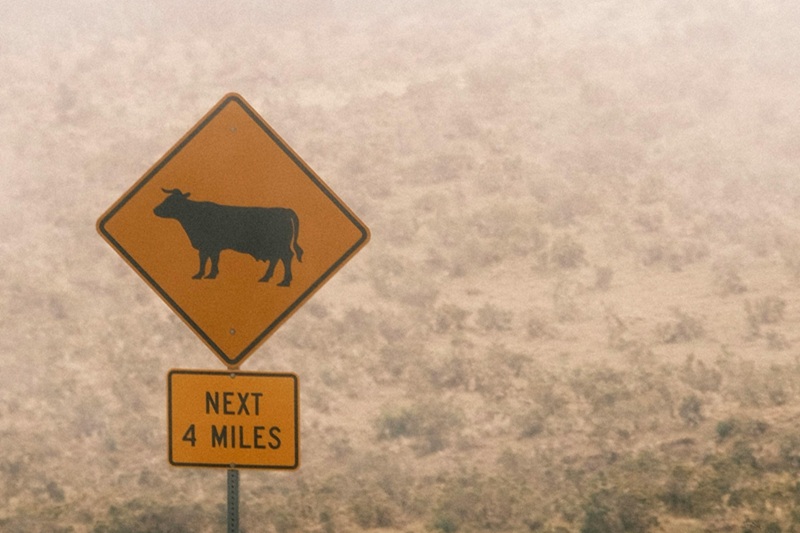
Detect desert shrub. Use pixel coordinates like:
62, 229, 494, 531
433, 303, 471, 333
377, 311, 413, 343
432, 516, 458, 533
426, 352, 473, 390
678, 395, 704, 426
722, 361, 798, 408
526, 312, 554, 339
741, 520, 782, 533
375, 400, 464, 455
449, 203, 547, 275
447, 235, 504, 277
368, 253, 440, 307
433, 472, 517, 532
712, 260, 747, 295
745, 296, 786, 336
679, 355, 722, 392
517, 408, 547, 438
336, 307, 380, 346
476, 302, 513, 331
655, 308, 705, 343
351, 490, 397, 529
778, 236, 800, 279
765, 331, 791, 351
777, 437, 800, 473
715, 418, 769, 446
377, 339, 425, 381
45, 480, 65, 502
594, 265, 614, 290
604, 308, 628, 350
544, 190, 599, 227
270, 507, 300, 533
489, 343, 527, 377
728, 440, 759, 470
632, 208, 664, 233
580, 489, 658, 533
637, 176, 666, 205
92, 500, 207, 533
660, 465, 725, 518
716, 418, 738, 441
661, 467, 694, 517
570, 367, 632, 413
550, 233, 587, 269
641, 238, 708, 272
553, 279, 582, 322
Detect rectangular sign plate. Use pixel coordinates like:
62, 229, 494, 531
168, 369, 298, 469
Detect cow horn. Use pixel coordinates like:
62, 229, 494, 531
162, 188, 190, 197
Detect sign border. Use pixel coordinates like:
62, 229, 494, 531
97, 93, 370, 367
167, 369, 299, 469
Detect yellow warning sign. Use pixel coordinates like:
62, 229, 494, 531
168, 370, 298, 469
97, 93, 370, 367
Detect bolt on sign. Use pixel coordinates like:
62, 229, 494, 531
168, 370, 298, 469
97, 93, 370, 368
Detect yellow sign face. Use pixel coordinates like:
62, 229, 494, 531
97, 93, 370, 367
168, 370, 298, 469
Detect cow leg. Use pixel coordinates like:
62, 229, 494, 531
193, 251, 208, 279
277, 255, 293, 287
206, 251, 220, 279
259, 260, 277, 283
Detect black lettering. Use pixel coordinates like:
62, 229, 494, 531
254, 426, 266, 449
211, 425, 227, 448
238, 425, 252, 449
223, 392, 235, 415
205, 392, 219, 414
230, 425, 236, 447
237, 392, 250, 415
269, 426, 281, 450
182, 424, 197, 447
251, 393, 263, 415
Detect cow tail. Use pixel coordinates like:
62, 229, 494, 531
291, 210, 303, 262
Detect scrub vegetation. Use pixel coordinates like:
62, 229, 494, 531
2, 1, 800, 531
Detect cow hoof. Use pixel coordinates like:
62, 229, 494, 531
277, 280, 291, 287
192, 274, 204, 280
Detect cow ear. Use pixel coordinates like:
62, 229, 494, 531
183, 192, 191, 198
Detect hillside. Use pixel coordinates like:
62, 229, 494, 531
2, 1, 800, 531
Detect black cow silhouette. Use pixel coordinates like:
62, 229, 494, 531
154, 188, 303, 286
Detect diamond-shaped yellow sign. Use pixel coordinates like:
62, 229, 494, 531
98, 93, 370, 367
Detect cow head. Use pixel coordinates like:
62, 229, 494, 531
154, 188, 191, 219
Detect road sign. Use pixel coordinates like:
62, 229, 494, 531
168, 370, 298, 469
97, 93, 370, 367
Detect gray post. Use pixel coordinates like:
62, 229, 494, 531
227, 469, 239, 533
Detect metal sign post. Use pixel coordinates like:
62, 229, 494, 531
97, 93, 369, 533
227, 469, 239, 533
